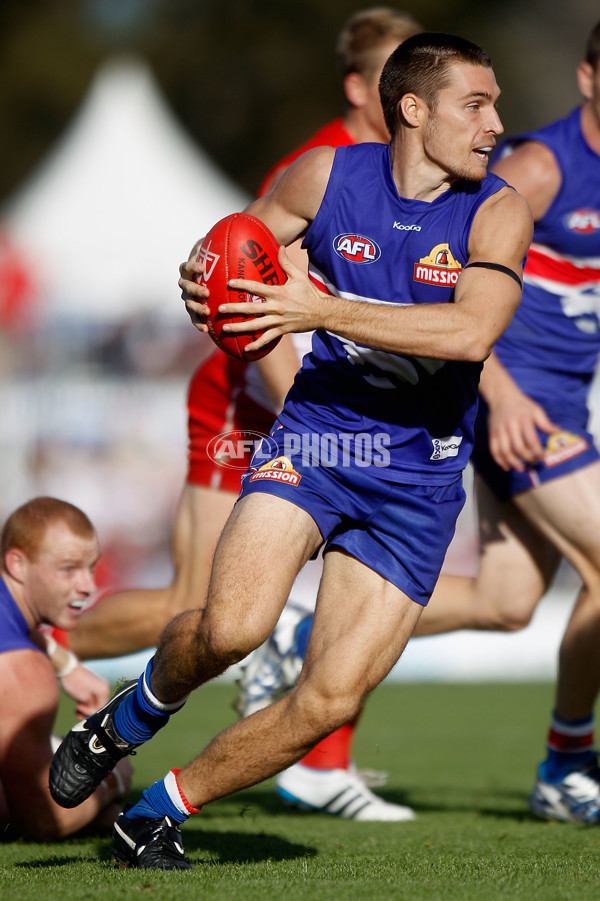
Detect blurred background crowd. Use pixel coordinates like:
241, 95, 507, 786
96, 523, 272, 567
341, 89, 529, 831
0, 0, 597, 680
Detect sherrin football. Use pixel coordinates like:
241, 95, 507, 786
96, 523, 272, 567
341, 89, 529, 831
195, 212, 284, 362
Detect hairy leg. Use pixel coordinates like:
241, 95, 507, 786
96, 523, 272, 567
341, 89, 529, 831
415, 476, 560, 636
70, 484, 237, 659
149, 492, 323, 702
173, 548, 423, 808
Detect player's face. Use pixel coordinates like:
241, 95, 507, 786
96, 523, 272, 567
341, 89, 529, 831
363, 39, 405, 142
422, 62, 503, 182
22, 522, 99, 630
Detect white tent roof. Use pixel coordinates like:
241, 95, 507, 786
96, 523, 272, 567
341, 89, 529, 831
1, 56, 248, 324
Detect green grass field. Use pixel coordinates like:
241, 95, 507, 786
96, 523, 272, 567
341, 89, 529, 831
3, 681, 600, 900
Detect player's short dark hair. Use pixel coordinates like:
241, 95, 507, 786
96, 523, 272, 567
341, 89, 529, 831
1, 496, 95, 563
584, 21, 600, 70
379, 32, 493, 137
336, 7, 421, 81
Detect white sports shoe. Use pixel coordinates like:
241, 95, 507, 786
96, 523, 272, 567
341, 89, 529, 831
529, 760, 600, 823
349, 761, 389, 789
236, 603, 308, 717
276, 762, 415, 822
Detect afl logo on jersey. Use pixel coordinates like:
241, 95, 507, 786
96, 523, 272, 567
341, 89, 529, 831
333, 234, 381, 264
565, 209, 600, 234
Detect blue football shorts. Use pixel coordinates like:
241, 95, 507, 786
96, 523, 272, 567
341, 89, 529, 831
472, 368, 600, 502
238, 423, 466, 606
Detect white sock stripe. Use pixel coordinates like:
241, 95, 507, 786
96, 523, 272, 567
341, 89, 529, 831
164, 770, 190, 817
551, 718, 594, 737
142, 670, 189, 712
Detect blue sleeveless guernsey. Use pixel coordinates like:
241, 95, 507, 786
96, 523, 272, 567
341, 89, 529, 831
0, 574, 39, 654
278, 142, 510, 485
494, 107, 600, 387
472, 107, 600, 499
241, 144, 511, 602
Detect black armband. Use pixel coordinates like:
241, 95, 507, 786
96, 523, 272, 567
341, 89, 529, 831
464, 261, 523, 289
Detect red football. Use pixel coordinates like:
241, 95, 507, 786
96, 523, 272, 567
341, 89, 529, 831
195, 212, 284, 362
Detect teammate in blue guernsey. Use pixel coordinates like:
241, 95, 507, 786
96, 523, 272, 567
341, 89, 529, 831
50, 33, 532, 870
0, 497, 132, 840
414, 19, 600, 823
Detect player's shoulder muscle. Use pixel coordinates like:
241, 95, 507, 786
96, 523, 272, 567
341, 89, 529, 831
469, 185, 533, 261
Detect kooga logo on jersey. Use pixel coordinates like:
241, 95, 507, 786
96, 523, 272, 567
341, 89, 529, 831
334, 234, 381, 263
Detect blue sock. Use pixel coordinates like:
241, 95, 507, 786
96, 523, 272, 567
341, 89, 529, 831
294, 613, 313, 659
113, 658, 187, 745
125, 769, 199, 824
539, 712, 595, 783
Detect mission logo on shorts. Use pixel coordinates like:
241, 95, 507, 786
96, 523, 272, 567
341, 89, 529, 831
249, 456, 302, 486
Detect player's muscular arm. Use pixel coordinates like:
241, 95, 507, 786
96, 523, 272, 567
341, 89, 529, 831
179, 147, 334, 330
245, 146, 336, 245
491, 141, 561, 220
225, 187, 533, 362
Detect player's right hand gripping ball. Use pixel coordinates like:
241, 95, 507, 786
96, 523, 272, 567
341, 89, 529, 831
195, 213, 284, 361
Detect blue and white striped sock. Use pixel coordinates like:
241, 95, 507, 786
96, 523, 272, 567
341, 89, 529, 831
113, 657, 188, 745
124, 768, 201, 824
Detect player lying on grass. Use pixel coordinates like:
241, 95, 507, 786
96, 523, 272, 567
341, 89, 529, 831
0, 497, 132, 840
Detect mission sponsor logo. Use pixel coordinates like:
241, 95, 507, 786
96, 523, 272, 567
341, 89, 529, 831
333, 233, 381, 264
542, 430, 588, 468
564, 209, 600, 234
414, 243, 462, 286
249, 456, 302, 486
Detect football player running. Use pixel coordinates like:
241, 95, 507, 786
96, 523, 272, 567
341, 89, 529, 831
50, 33, 531, 870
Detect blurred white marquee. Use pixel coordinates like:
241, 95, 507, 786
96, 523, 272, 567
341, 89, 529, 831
0, 55, 248, 325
